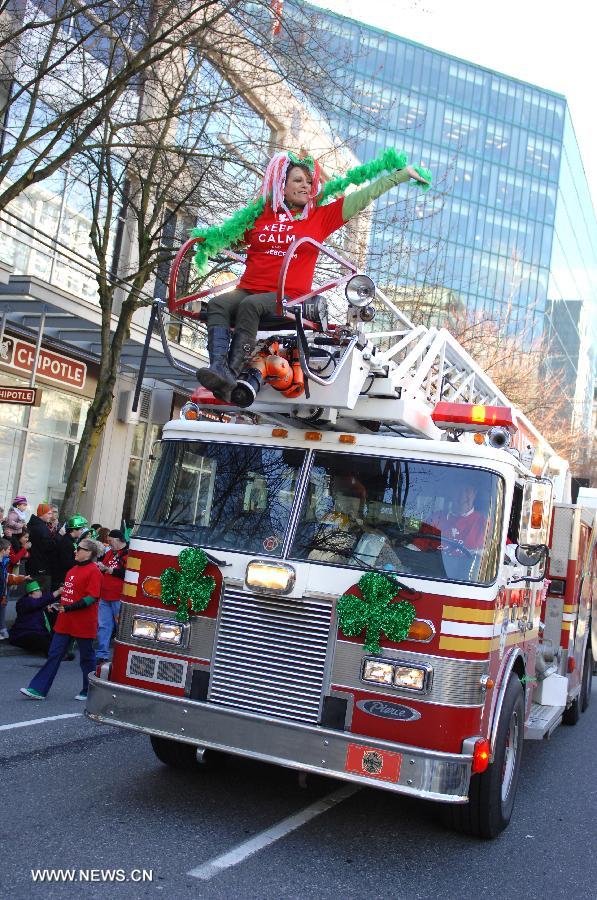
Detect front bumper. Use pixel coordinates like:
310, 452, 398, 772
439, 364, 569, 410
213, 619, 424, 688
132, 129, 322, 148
86, 675, 472, 802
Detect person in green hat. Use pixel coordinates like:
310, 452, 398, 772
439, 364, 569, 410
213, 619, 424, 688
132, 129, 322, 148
8, 580, 63, 655
52, 514, 89, 590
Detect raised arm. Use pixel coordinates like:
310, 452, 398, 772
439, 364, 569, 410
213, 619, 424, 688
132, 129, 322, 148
342, 165, 430, 222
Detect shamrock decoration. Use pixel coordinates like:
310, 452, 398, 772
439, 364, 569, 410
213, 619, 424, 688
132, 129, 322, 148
337, 572, 416, 654
159, 547, 216, 623
288, 150, 315, 171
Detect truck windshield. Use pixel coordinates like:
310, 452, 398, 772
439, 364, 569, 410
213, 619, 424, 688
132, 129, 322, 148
135, 441, 307, 556
289, 452, 504, 585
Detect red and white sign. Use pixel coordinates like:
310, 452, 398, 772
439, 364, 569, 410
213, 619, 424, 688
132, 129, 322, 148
0, 336, 86, 389
344, 743, 402, 783
0, 386, 41, 406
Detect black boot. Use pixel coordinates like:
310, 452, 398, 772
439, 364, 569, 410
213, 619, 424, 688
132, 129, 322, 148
197, 327, 236, 399
228, 330, 255, 380
229, 331, 260, 408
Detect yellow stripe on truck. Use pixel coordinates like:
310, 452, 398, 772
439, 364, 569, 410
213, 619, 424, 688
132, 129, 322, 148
439, 636, 492, 653
442, 605, 495, 624
123, 582, 138, 598
127, 556, 142, 571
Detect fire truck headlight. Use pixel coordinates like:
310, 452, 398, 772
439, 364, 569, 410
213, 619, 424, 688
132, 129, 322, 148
245, 561, 296, 594
131, 618, 158, 640
393, 665, 428, 691
362, 659, 394, 685
156, 621, 184, 644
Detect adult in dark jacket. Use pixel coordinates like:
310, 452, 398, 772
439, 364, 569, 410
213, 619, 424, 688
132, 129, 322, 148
27, 503, 57, 591
8, 580, 62, 654
52, 515, 89, 589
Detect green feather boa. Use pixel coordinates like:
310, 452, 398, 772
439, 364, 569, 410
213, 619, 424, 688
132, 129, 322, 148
190, 147, 432, 275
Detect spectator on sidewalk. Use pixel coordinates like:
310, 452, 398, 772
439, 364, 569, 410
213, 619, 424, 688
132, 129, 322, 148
52, 515, 89, 590
8, 580, 62, 654
96, 527, 111, 558
96, 530, 128, 664
48, 506, 60, 535
27, 503, 57, 592
9, 530, 30, 573
1, 538, 29, 640
6, 497, 29, 536
20, 538, 102, 701
2, 518, 16, 540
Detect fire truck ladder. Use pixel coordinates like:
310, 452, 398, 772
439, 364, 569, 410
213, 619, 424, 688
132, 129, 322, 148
142, 236, 545, 446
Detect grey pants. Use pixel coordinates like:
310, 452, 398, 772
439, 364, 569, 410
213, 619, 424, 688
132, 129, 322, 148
207, 289, 278, 340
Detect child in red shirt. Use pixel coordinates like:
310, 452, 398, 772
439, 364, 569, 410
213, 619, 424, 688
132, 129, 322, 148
20, 539, 102, 701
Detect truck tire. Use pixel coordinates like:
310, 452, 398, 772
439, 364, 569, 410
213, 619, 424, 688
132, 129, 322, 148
444, 676, 524, 839
580, 637, 593, 713
150, 735, 201, 769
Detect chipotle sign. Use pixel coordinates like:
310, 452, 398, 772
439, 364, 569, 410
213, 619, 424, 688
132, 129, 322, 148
0, 336, 86, 389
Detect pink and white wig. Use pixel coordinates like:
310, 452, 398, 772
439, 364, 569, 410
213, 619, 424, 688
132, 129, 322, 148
260, 151, 321, 220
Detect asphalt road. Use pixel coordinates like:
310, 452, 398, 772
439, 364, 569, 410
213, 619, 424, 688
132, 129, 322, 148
1, 642, 596, 900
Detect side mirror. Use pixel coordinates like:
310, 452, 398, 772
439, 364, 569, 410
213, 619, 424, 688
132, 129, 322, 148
515, 544, 547, 568
509, 544, 548, 582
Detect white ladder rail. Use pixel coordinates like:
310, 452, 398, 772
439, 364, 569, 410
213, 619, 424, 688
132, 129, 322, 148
401, 329, 452, 400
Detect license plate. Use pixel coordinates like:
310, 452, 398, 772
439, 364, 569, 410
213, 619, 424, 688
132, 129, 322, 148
345, 743, 402, 782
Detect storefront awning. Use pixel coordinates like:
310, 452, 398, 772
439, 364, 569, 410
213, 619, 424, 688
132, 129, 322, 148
0, 274, 202, 396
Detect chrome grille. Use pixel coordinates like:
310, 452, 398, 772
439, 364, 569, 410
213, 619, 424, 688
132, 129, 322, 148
126, 650, 187, 687
129, 654, 155, 679
208, 589, 333, 723
156, 659, 185, 683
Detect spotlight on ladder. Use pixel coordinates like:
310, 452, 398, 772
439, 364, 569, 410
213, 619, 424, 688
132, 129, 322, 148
487, 426, 512, 449
345, 274, 376, 308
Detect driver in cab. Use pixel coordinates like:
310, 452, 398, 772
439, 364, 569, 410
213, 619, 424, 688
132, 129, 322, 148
409, 484, 486, 552
436, 485, 486, 549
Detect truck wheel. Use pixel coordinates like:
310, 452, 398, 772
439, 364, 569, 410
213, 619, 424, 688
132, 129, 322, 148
150, 735, 201, 769
444, 676, 524, 839
580, 638, 593, 713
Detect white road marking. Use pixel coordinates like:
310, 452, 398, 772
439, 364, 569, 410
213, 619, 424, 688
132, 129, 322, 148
0, 713, 82, 732
188, 783, 358, 881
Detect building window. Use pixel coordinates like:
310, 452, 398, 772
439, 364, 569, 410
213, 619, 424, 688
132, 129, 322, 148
0, 373, 91, 510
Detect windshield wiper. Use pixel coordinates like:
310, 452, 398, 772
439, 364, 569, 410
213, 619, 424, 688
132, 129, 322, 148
167, 527, 231, 567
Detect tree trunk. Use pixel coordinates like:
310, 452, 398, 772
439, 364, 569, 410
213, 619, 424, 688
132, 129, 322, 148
61, 291, 140, 518
60, 367, 120, 519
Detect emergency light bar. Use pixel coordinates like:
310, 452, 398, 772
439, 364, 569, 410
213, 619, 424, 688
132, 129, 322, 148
432, 402, 517, 433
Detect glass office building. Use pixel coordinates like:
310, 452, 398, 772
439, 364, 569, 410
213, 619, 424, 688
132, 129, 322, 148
289, 2, 597, 430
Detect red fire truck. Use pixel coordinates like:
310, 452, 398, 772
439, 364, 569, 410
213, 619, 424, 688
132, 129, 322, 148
86, 238, 596, 838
